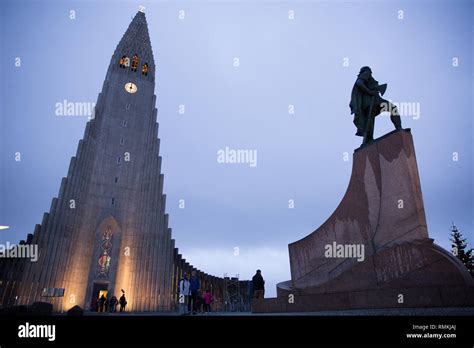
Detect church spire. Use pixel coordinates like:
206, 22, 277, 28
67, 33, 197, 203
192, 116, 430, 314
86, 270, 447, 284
111, 10, 155, 80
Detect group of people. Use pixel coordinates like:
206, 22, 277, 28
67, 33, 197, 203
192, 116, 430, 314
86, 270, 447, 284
91, 292, 127, 313
88, 269, 266, 315
178, 270, 214, 315
177, 269, 266, 314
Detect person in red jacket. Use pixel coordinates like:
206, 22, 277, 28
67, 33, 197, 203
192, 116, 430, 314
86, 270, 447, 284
203, 289, 213, 313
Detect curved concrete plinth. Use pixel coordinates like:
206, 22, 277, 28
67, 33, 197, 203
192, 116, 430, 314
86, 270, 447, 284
254, 129, 474, 313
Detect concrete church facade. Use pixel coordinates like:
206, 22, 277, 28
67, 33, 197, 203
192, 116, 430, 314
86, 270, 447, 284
0, 10, 236, 312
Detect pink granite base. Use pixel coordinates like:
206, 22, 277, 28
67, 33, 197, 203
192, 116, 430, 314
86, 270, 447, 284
254, 129, 474, 313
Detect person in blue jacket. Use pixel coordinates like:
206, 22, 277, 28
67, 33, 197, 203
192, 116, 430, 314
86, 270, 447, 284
189, 270, 200, 314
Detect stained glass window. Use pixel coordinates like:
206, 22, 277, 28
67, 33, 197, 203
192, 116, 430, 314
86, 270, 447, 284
97, 226, 113, 277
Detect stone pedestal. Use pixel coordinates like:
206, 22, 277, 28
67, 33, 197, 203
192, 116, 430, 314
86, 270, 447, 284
253, 129, 474, 313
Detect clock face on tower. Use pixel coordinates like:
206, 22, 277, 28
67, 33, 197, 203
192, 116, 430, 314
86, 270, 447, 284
124, 82, 138, 94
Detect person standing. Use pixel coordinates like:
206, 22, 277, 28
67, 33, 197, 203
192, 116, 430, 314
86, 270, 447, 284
109, 295, 118, 313
252, 270, 265, 299
98, 294, 106, 312
189, 270, 200, 314
178, 273, 191, 315
119, 293, 127, 312
203, 289, 213, 314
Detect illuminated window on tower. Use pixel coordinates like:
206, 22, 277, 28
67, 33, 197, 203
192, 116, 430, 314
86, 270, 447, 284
119, 55, 130, 68
97, 226, 113, 277
131, 54, 139, 72
141, 63, 148, 75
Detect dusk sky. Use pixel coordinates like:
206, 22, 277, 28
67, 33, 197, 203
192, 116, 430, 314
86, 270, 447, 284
1, 0, 472, 297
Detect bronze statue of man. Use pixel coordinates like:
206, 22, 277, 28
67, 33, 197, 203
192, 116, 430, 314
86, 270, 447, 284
350, 66, 402, 144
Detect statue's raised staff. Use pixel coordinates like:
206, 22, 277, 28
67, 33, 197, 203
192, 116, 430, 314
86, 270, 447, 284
350, 66, 402, 144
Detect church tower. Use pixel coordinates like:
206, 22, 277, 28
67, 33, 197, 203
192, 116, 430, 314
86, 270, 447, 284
18, 10, 177, 311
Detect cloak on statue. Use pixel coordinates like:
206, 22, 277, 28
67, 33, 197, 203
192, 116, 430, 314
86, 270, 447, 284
349, 66, 400, 142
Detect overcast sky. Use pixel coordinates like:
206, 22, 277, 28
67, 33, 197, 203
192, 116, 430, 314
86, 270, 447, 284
1, 0, 472, 297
